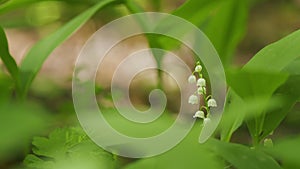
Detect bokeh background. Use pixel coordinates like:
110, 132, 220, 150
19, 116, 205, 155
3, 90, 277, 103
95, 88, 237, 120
0, 0, 300, 168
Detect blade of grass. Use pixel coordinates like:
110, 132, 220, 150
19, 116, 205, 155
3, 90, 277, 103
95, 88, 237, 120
19, 0, 116, 98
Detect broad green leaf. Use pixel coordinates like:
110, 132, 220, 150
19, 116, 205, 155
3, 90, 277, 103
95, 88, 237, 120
264, 136, 300, 169
123, 124, 224, 169
24, 127, 117, 169
244, 29, 300, 143
220, 29, 300, 142
227, 69, 288, 144
209, 139, 282, 169
0, 26, 19, 85
226, 69, 288, 99
244, 30, 300, 72
258, 66, 300, 140
19, 0, 116, 97
219, 87, 285, 142
220, 69, 287, 141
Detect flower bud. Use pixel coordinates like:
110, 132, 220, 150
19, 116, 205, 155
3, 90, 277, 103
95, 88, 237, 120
195, 65, 202, 72
264, 138, 273, 148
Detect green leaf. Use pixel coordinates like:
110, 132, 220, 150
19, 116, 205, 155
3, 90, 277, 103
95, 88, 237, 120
264, 136, 300, 169
226, 69, 288, 100
244, 29, 300, 143
19, 0, 115, 98
209, 139, 282, 169
220, 69, 288, 142
258, 68, 300, 140
0, 26, 19, 85
123, 125, 224, 169
24, 127, 117, 169
220, 29, 300, 142
227, 69, 288, 144
219, 89, 247, 142
244, 29, 300, 73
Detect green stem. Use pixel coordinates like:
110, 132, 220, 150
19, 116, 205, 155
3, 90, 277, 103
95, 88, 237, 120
252, 116, 261, 147
124, 0, 164, 89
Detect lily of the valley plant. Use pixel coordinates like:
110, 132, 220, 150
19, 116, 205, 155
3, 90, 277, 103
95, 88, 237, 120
188, 61, 217, 125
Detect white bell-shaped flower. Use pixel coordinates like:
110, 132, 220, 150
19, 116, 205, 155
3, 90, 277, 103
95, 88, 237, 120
195, 65, 202, 72
188, 95, 198, 105
197, 87, 206, 95
193, 110, 205, 119
197, 78, 206, 87
208, 98, 217, 107
188, 75, 196, 84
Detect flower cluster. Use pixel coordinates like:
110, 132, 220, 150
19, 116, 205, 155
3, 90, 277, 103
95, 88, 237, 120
188, 61, 217, 125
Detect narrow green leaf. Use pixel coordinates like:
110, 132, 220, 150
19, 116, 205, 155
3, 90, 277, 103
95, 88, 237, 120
0, 26, 19, 83
19, 0, 115, 97
209, 139, 282, 169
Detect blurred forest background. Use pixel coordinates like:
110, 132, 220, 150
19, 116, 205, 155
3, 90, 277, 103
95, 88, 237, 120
0, 0, 300, 169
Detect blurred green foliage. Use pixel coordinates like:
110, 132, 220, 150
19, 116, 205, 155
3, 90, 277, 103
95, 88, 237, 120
0, 0, 299, 169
